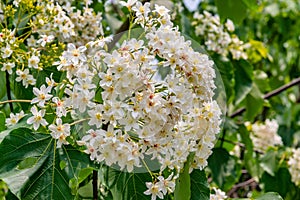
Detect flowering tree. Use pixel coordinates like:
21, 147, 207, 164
0, 0, 300, 200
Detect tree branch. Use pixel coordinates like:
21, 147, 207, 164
230, 77, 300, 118
93, 170, 98, 200
5, 71, 13, 112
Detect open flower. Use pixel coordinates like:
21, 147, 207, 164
1, 45, 13, 58
27, 106, 48, 130
64, 43, 87, 65
32, 84, 53, 107
1, 62, 15, 74
49, 118, 70, 148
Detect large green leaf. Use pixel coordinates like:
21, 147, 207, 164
214, 0, 248, 24
233, 60, 253, 105
190, 170, 210, 200
0, 128, 94, 200
101, 166, 152, 200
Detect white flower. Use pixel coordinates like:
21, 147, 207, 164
1, 45, 13, 58
46, 73, 56, 88
64, 43, 87, 64
144, 182, 164, 200
88, 104, 104, 128
16, 69, 36, 88
32, 84, 53, 107
28, 55, 40, 69
37, 34, 54, 47
52, 97, 67, 117
210, 187, 227, 200
27, 106, 48, 130
5, 111, 25, 126
49, 118, 70, 148
1, 62, 15, 74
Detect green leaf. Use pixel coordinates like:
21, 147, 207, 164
78, 168, 94, 184
0, 71, 6, 100
78, 180, 93, 199
261, 168, 292, 198
233, 59, 253, 105
214, 0, 248, 24
174, 153, 194, 200
190, 170, 210, 200
101, 165, 152, 200
245, 83, 264, 121
0, 112, 5, 132
255, 192, 283, 200
0, 128, 94, 199
259, 149, 277, 176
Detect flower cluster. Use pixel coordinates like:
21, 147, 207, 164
31, 0, 103, 46
54, 2, 221, 199
245, 119, 283, 152
288, 148, 300, 186
192, 11, 250, 60
210, 187, 228, 200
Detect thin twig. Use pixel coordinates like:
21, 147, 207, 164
0, 99, 32, 105
264, 77, 300, 99
230, 77, 300, 118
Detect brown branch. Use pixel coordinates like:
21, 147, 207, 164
93, 170, 98, 200
6, 71, 13, 112
230, 77, 300, 118
227, 178, 256, 197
